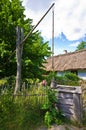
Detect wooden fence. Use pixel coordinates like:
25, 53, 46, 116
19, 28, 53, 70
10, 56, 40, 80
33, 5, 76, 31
0, 83, 84, 123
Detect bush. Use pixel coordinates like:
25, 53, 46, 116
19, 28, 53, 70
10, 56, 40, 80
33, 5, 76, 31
0, 76, 15, 93
45, 72, 80, 86
42, 87, 65, 127
56, 72, 80, 86
64, 72, 80, 81
45, 72, 57, 86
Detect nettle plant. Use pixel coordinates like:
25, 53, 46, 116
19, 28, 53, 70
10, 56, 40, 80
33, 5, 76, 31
42, 87, 65, 127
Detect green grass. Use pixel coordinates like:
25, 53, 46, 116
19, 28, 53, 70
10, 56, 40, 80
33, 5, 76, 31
0, 86, 47, 130
0, 85, 86, 130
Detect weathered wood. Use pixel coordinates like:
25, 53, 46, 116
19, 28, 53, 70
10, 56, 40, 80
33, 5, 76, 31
58, 98, 73, 105
14, 27, 24, 95
55, 85, 82, 123
56, 85, 82, 94
58, 92, 73, 99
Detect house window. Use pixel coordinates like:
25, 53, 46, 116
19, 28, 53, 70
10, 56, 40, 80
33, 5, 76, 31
71, 70, 78, 75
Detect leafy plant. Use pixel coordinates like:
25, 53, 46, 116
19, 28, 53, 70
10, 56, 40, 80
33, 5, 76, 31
64, 72, 80, 81
45, 72, 80, 86
56, 72, 80, 86
82, 111, 86, 126
46, 72, 57, 86
0, 0, 51, 81
42, 87, 64, 127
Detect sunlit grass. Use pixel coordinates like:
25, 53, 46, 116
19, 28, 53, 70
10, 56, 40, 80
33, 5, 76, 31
0, 86, 48, 130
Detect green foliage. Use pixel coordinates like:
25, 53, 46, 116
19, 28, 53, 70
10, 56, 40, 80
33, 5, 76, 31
76, 41, 86, 51
56, 72, 80, 86
0, 78, 8, 86
0, 86, 47, 130
0, 92, 18, 130
64, 72, 80, 81
42, 87, 64, 127
82, 111, 86, 126
0, 0, 25, 78
22, 33, 51, 80
0, 76, 15, 93
0, 0, 51, 80
44, 111, 52, 127
1, 84, 84, 129
45, 72, 80, 86
46, 72, 57, 86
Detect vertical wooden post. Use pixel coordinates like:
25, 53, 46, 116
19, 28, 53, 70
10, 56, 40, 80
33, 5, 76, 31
21, 28, 24, 56
14, 26, 24, 95
52, 4, 54, 71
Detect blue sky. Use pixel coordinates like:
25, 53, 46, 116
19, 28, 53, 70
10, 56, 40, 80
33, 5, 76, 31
23, 0, 86, 55
50, 33, 86, 54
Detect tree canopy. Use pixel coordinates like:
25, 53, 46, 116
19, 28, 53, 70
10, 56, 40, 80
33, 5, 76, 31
76, 41, 86, 51
0, 0, 51, 80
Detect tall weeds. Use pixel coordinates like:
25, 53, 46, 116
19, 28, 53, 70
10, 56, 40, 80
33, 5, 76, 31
0, 86, 47, 130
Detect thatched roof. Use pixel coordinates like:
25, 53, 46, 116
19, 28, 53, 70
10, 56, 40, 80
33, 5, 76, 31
44, 49, 86, 72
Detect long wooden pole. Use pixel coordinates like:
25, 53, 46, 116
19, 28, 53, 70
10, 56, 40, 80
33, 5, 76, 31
52, 4, 54, 71
20, 3, 55, 46
7, 3, 55, 63
14, 26, 21, 95
14, 3, 55, 94
14, 27, 24, 95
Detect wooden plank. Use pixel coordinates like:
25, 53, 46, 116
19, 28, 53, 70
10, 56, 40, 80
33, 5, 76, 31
58, 98, 73, 105
57, 92, 73, 99
55, 85, 82, 122
56, 85, 82, 94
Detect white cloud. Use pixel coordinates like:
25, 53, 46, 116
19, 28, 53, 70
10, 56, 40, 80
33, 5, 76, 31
54, 48, 65, 55
23, 0, 86, 41
69, 41, 80, 47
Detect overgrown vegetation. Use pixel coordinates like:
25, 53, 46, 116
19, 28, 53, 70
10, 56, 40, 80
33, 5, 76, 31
0, 77, 86, 129
42, 87, 66, 127
0, 0, 51, 80
82, 111, 86, 126
0, 84, 67, 130
46, 72, 81, 86
0, 86, 45, 130
0, 0, 86, 129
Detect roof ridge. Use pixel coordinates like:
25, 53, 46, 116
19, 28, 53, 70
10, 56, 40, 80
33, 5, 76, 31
54, 48, 86, 57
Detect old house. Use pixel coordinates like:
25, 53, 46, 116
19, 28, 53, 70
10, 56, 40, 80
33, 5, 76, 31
44, 49, 86, 80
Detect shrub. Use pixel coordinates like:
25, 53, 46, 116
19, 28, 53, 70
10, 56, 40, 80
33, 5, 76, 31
45, 72, 57, 86
56, 72, 80, 86
64, 72, 80, 81
0, 76, 15, 93
42, 87, 65, 127
45, 72, 80, 86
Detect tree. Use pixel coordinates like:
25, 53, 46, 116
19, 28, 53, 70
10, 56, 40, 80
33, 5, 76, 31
0, 0, 25, 78
0, 0, 51, 82
76, 41, 86, 51
22, 31, 51, 80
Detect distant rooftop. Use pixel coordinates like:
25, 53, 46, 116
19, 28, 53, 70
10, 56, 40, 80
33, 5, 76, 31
44, 49, 86, 71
